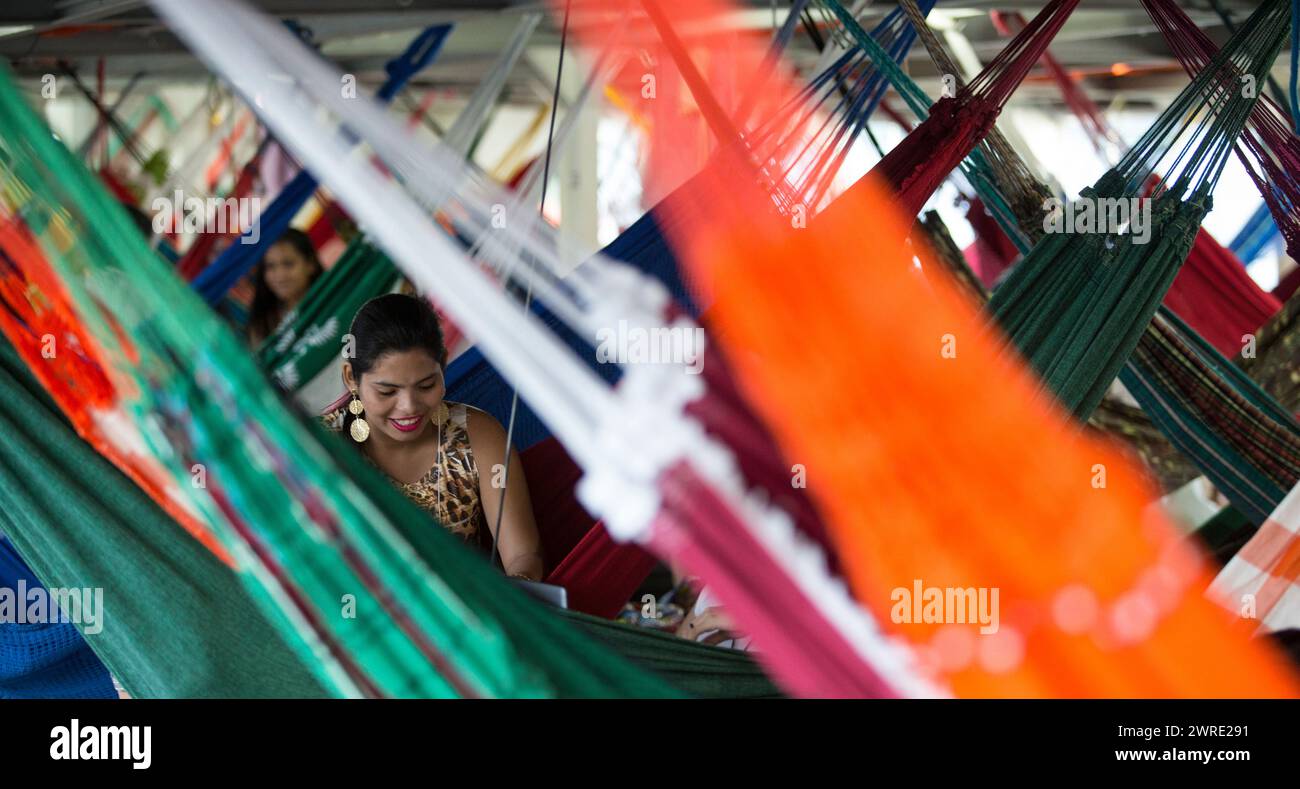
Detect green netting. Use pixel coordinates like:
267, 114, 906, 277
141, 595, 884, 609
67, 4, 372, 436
560, 610, 783, 699
0, 62, 680, 699
257, 235, 400, 391
987, 0, 1292, 420
0, 334, 327, 698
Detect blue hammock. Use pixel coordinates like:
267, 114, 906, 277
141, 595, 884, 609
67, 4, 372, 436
1229, 202, 1283, 265
0, 536, 116, 699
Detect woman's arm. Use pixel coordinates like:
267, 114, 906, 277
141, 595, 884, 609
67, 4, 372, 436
465, 407, 544, 581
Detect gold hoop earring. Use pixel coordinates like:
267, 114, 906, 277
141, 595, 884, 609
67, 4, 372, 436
348, 391, 370, 442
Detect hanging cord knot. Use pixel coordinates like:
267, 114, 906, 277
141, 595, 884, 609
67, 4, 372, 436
281, 19, 318, 51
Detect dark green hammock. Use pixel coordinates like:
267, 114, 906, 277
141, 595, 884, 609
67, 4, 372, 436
0, 335, 327, 698
561, 611, 783, 699
987, 0, 1290, 420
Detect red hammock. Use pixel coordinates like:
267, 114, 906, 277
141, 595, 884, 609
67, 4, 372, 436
521, 437, 657, 618
864, 0, 1080, 219
1162, 229, 1280, 356
961, 196, 1019, 287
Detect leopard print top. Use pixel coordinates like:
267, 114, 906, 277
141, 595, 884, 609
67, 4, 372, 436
322, 400, 485, 542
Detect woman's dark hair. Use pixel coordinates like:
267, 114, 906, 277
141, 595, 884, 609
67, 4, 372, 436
348, 292, 448, 377
247, 228, 322, 343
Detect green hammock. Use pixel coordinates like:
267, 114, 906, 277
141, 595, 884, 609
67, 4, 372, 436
1, 324, 776, 698
0, 335, 327, 698
987, 0, 1291, 420
895, 0, 1299, 534
257, 235, 400, 391
0, 62, 681, 699
560, 611, 783, 699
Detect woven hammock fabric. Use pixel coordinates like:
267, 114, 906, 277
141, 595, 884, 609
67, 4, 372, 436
0, 62, 680, 699
859, 0, 1079, 220
0, 329, 762, 698
0, 536, 116, 699
676, 156, 1299, 696
559, 608, 782, 698
921, 211, 1205, 496
1120, 310, 1300, 526
949, 2, 1300, 532
1210, 481, 1300, 631
987, 0, 1292, 421
1011, 20, 1285, 362
1238, 286, 1300, 415
0, 215, 227, 560
0, 334, 326, 698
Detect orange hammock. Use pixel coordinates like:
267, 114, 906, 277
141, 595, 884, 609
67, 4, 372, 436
678, 163, 1300, 697
576, 0, 1300, 697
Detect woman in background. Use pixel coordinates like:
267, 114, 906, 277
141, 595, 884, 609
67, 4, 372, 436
246, 228, 323, 346
322, 293, 544, 580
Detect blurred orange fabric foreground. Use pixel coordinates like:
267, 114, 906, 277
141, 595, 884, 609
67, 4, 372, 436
559, 0, 1300, 697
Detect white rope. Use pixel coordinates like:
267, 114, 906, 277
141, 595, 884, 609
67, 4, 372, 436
151, 0, 944, 698
441, 13, 543, 156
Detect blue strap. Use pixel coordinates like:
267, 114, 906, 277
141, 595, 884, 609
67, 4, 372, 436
378, 24, 454, 102
191, 24, 454, 305
192, 169, 317, 302
1229, 202, 1283, 265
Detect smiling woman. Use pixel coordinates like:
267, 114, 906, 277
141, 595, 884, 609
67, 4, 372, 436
246, 228, 324, 345
322, 293, 544, 581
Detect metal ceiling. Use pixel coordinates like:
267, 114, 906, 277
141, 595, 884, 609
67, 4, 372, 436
0, 1, 1280, 108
